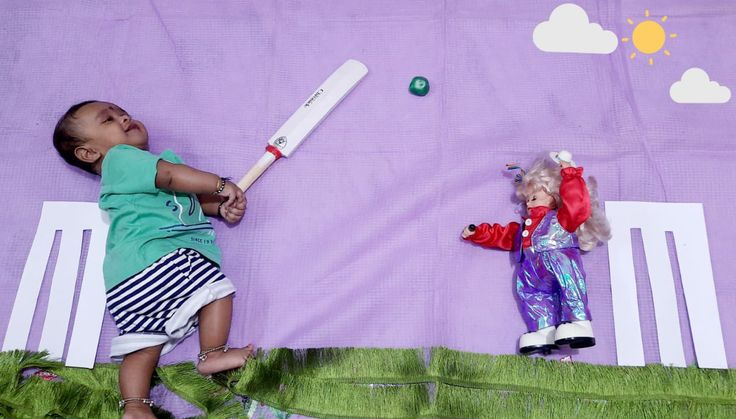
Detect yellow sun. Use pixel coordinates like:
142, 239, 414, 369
621, 9, 676, 65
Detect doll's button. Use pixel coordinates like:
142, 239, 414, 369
521, 230, 529, 237
524, 219, 532, 226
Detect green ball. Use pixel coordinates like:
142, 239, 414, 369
409, 76, 430, 96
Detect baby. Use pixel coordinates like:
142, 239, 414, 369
53, 101, 253, 418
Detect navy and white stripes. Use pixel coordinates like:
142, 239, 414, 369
106, 248, 226, 335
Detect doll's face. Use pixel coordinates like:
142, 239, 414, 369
525, 188, 556, 210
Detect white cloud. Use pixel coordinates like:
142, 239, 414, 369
533, 3, 618, 54
670, 68, 731, 104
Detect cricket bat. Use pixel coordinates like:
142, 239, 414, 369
237, 59, 368, 191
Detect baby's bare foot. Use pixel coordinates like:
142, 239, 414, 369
197, 344, 254, 375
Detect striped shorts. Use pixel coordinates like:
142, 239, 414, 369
106, 248, 227, 336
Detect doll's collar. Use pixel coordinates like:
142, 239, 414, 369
528, 206, 551, 218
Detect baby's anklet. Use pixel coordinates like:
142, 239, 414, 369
198, 344, 229, 362
119, 397, 155, 408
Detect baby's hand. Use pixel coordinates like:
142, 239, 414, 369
217, 181, 244, 207
219, 193, 247, 224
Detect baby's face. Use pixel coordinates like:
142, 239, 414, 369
74, 101, 149, 153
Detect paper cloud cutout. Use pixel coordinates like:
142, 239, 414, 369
533, 3, 618, 54
670, 68, 731, 104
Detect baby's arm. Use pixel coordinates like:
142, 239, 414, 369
198, 195, 224, 216
156, 160, 245, 222
462, 222, 520, 251
155, 160, 233, 196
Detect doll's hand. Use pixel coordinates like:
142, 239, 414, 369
461, 224, 476, 238
551, 150, 575, 169
217, 181, 244, 207
219, 194, 247, 223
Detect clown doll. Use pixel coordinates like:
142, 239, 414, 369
462, 151, 611, 355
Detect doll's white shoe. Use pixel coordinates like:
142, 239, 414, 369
519, 326, 558, 355
554, 320, 596, 349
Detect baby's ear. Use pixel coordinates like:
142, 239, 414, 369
74, 144, 100, 164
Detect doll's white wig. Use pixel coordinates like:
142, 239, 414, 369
514, 158, 611, 251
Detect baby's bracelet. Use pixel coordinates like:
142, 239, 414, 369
212, 177, 230, 195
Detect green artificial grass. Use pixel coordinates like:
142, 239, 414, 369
0, 350, 170, 418
1, 348, 734, 418
157, 361, 245, 418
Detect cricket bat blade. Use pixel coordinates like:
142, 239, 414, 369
238, 59, 368, 191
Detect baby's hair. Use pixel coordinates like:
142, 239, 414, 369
514, 158, 611, 251
53, 100, 99, 174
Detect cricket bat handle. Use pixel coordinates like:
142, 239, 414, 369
237, 147, 282, 191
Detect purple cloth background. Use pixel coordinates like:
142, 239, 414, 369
2, 0, 735, 416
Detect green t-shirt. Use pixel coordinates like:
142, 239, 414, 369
99, 144, 221, 290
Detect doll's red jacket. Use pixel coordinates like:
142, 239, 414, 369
466, 167, 591, 250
